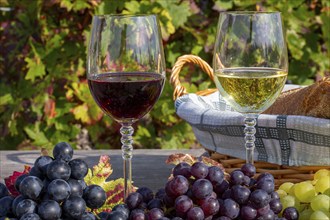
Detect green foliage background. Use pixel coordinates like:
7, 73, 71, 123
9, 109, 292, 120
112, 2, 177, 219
0, 0, 329, 150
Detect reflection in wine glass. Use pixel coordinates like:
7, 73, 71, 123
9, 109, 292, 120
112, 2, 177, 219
87, 14, 166, 198
213, 12, 288, 164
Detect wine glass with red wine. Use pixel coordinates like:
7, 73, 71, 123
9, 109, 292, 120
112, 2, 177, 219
87, 14, 166, 198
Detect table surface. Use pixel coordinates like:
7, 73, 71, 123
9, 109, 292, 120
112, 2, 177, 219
0, 149, 206, 191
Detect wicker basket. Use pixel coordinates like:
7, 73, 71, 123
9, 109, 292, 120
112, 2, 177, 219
170, 54, 330, 187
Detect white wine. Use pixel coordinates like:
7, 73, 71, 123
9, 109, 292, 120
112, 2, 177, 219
214, 68, 287, 114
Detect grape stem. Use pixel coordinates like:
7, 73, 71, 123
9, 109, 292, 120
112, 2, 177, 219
244, 114, 257, 164
120, 124, 134, 199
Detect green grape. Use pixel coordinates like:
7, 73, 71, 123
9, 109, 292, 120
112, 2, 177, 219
276, 189, 287, 199
299, 208, 314, 220
310, 210, 330, 220
311, 194, 330, 212
294, 181, 316, 202
315, 176, 330, 193
289, 183, 297, 196
279, 182, 294, 193
314, 169, 330, 181
281, 195, 301, 211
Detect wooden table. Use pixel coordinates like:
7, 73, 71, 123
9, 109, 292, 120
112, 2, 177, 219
0, 149, 206, 191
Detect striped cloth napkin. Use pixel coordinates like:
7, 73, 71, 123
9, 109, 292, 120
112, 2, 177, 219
175, 85, 330, 166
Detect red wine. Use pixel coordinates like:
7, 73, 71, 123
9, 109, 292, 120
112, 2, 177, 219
88, 72, 165, 123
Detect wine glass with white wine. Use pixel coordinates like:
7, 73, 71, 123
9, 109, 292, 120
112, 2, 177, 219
213, 12, 288, 164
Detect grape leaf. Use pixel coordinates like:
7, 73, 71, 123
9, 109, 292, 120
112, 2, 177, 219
166, 153, 198, 165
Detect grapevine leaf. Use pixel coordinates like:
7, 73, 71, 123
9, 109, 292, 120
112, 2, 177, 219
84, 155, 113, 186
201, 156, 225, 171
166, 153, 198, 165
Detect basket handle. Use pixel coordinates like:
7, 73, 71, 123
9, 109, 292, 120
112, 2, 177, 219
170, 54, 218, 100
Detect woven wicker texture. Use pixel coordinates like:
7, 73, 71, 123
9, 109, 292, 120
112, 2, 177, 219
170, 54, 330, 186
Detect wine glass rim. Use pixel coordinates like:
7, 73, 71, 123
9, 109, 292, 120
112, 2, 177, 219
221, 11, 281, 15
93, 14, 157, 19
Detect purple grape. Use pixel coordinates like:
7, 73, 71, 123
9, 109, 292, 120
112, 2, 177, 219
47, 179, 71, 202
200, 196, 220, 217
282, 207, 299, 220
125, 192, 143, 210
34, 156, 54, 174
69, 158, 88, 180
83, 185, 106, 209
107, 210, 127, 220
256, 178, 275, 194
241, 163, 256, 177
186, 207, 204, 220
112, 204, 129, 219
257, 209, 275, 220
192, 179, 213, 199
155, 188, 166, 200
37, 200, 62, 220
270, 191, 280, 200
16, 199, 37, 218
206, 166, 224, 184
165, 175, 189, 198
191, 162, 209, 179
129, 208, 146, 219
219, 198, 240, 219
19, 176, 43, 200
46, 160, 71, 181
81, 211, 96, 220
230, 170, 245, 185
20, 213, 41, 220
0, 196, 14, 217
257, 173, 274, 183
214, 180, 229, 196
163, 194, 175, 207
147, 208, 164, 219
240, 205, 257, 220
15, 174, 28, 191
257, 204, 270, 216
147, 198, 163, 210
231, 185, 250, 205
175, 195, 193, 214
269, 198, 282, 214
137, 187, 154, 203
53, 142, 73, 162
29, 166, 44, 180
243, 175, 251, 186
173, 162, 191, 178
0, 183, 9, 199
67, 178, 83, 197
249, 189, 270, 209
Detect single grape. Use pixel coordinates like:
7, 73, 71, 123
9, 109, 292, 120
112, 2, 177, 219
299, 208, 313, 220
0, 196, 14, 217
19, 176, 43, 200
16, 199, 37, 218
81, 212, 96, 220
78, 179, 87, 190
281, 195, 300, 211
206, 166, 224, 184
67, 178, 83, 197
129, 209, 146, 219
243, 175, 251, 186
270, 191, 280, 200
46, 160, 71, 181
63, 196, 86, 219
315, 176, 330, 193
294, 181, 316, 202
107, 210, 127, 220
175, 195, 193, 214
314, 169, 330, 180
53, 142, 73, 162
276, 189, 287, 199
249, 189, 270, 209
231, 185, 250, 205
11, 195, 25, 216
257, 173, 274, 183
165, 175, 189, 198
200, 196, 219, 217
241, 163, 256, 177
282, 207, 299, 220
240, 205, 257, 220
47, 179, 71, 202
192, 179, 213, 199
230, 170, 245, 185
34, 156, 53, 174
83, 184, 106, 209
186, 207, 204, 220
137, 187, 154, 203
279, 182, 294, 194
112, 204, 130, 219
0, 183, 9, 199
147, 208, 164, 220
269, 198, 282, 214
125, 192, 143, 210
37, 200, 62, 220
29, 167, 44, 180
219, 198, 240, 219
155, 188, 166, 200
14, 174, 28, 191
256, 178, 275, 194
147, 198, 163, 210
257, 204, 270, 216
214, 180, 229, 196
311, 194, 330, 212
257, 209, 275, 220
69, 158, 88, 180
20, 213, 41, 220
173, 162, 191, 178
310, 210, 330, 220
191, 162, 209, 179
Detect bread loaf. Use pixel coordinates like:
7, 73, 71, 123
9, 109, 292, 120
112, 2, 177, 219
263, 77, 330, 119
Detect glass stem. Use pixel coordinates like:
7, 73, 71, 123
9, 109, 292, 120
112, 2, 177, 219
120, 124, 134, 199
243, 114, 257, 164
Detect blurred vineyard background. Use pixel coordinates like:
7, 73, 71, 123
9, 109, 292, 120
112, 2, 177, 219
0, 0, 329, 151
